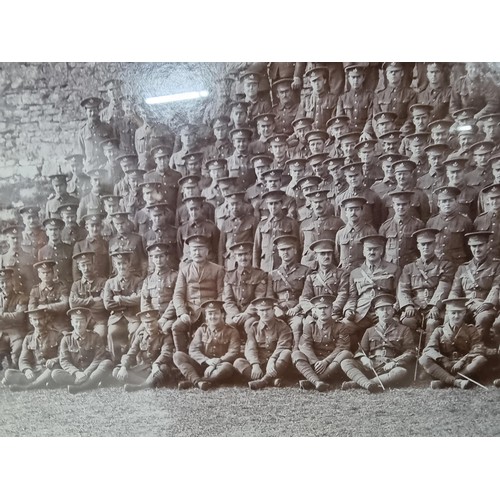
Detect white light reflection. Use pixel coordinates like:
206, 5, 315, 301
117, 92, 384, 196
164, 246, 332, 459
145, 90, 209, 105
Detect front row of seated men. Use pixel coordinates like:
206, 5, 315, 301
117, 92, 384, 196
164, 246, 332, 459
1, 290, 495, 394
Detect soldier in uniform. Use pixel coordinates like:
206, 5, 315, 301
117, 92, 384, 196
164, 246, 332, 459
233, 297, 293, 389
66, 153, 90, 198
341, 294, 416, 392
0, 225, 35, 294
379, 190, 425, 268
171, 235, 225, 353
201, 159, 228, 209
169, 123, 199, 173
448, 231, 500, 344
268, 134, 291, 171
173, 300, 240, 391
45, 172, 80, 220
416, 143, 450, 198
402, 132, 430, 176
256, 169, 297, 220
249, 113, 276, 155
481, 113, 500, 145
240, 71, 272, 122
444, 157, 479, 220
336, 132, 360, 163
397, 228, 454, 343
228, 100, 250, 129
336, 64, 374, 136
272, 78, 299, 136
69, 249, 108, 338
76, 169, 107, 223
372, 111, 398, 139
334, 196, 378, 271
426, 186, 474, 267
218, 191, 257, 270
141, 242, 178, 317
116, 94, 141, 155
428, 119, 453, 145
253, 190, 300, 273
288, 117, 313, 159
37, 217, 72, 287
246, 154, 274, 209
295, 66, 338, 130
305, 129, 329, 156
267, 235, 309, 350
336, 162, 385, 229
50, 307, 112, 393
371, 153, 403, 198
284, 158, 308, 208
292, 294, 353, 391
465, 141, 495, 191
19, 206, 48, 258
2, 307, 62, 391
378, 130, 402, 155
419, 297, 488, 389
134, 182, 167, 235
222, 241, 267, 335
103, 250, 142, 363
100, 79, 124, 132
113, 308, 175, 391
307, 152, 334, 191
77, 97, 113, 170
175, 175, 215, 226
343, 235, 400, 347
324, 115, 350, 156
0, 268, 28, 368
355, 139, 383, 186
300, 189, 344, 268
58, 204, 86, 246
417, 62, 452, 121
373, 62, 417, 129
226, 128, 255, 189
73, 211, 110, 280
203, 116, 234, 160
474, 183, 500, 259
109, 212, 148, 278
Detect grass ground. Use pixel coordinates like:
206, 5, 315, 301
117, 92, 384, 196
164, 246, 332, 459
1, 380, 499, 436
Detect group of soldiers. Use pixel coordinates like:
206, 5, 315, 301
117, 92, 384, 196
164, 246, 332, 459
1, 61, 500, 394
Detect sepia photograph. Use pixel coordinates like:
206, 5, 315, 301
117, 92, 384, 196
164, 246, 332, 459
0, 60, 499, 438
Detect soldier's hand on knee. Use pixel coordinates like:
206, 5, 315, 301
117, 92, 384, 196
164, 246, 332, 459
45, 359, 56, 370
267, 361, 278, 378
427, 306, 439, 320
251, 364, 264, 380
116, 366, 128, 381
74, 371, 88, 384
180, 314, 191, 325
25, 369, 35, 381
206, 358, 221, 367
314, 360, 328, 375
287, 306, 300, 317
451, 360, 466, 374
344, 310, 355, 321
383, 361, 397, 372
151, 364, 160, 376
404, 305, 416, 318
361, 356, 372, 369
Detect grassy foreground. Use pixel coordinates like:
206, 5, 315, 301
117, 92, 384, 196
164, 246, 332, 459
1, 381, 499, 436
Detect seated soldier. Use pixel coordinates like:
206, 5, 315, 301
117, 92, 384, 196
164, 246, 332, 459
103, 250, 142, 363
378, 190, 425, 269
29, 260, 70, 332
173, 300, 240, 391
51, 308, 113, 394
292, 295, 353, 392
397, 229, 454, 345
267, 235, 310, 350
113, 309, 175, 392
234, 297, 293, 390
343, 235, 400, 349
299, 239, 349, 321
2, 307, 62, 391
70, 251, 108, 339
448, 231, 500, 345
475, 183, 500, 260
0, 268, 28, 369
222, 241, 267, 337
419, 297, 488, 389
171, 235, 225, 353
341, 294, 416, 392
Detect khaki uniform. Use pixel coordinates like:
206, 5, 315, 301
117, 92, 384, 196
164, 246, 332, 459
417, 85, 451, 121
334, 222, 378, 271
0, 248, 35, 293
45, 193, 80, 220
336, 88, 374, 133
373, 85, 417, 128
141, 268, 178, 316
177, 219, 220, 265
72, 237, 110, 280
77, 121, 113, 168
28, 281, 69, 332
474, 210, 500, 259
0, 291, 28, 367
109, 232, 148, 278
218, 214, 257, 270
296, 91, 338, 130
21, 228, 48, 258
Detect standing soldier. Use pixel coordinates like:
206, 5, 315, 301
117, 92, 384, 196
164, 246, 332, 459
253, 190, 300, 273
426, 186, 474, 267
343, 235, 400, 347
73, 211, 110, 280
103, 249, 142, 364
417, 63, 452, 121
70, 251, 108, 339
169, 123, 199, 174
222, 241, 267, 334
218, 191, 257, 270
37, 218, 73, 287
0, 225, 35, 294
173, 300, 240, 391
50, 307, 113, 393
355, 139, 383, 187
66, 153, 90, 199
295, 66, 338, 130
20, 206, 48, 258
226, 128, 255, 189
398, 228, 454, 342
234, 297, 293, 389
255, 169, 297, 220
419, 297, 488, 389
474, 183, 500, 259
171, 235, 225, 353
201, 159, 228, 209
448, 231, 500, 344
292, 295, 353, 391
0, 268, 28, 368
141, 242, 178, 317
465, 141, 495, 191
77, 97, 113, 170
246, 154, 274, 209
116, 94, 141, 155
77, 169, 108, 223
58, 204, 86, 246
272, 78, 300, 136
2, 308, 62, 391
416, 143, 450, 198
300, 189, 344, 268
249, 113, 276, 155
267, 235, 309, 350
378, 190, 425, 268
334, 197, 378, 271
241, 71, 272, 122
45, 171, 80, 220
203, 116, 234, 160
113, 308, 175, 391
288, 117, 313, 159
371, 154, 403, 198
444, 157, 479, 220
341, 294, 416, 392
